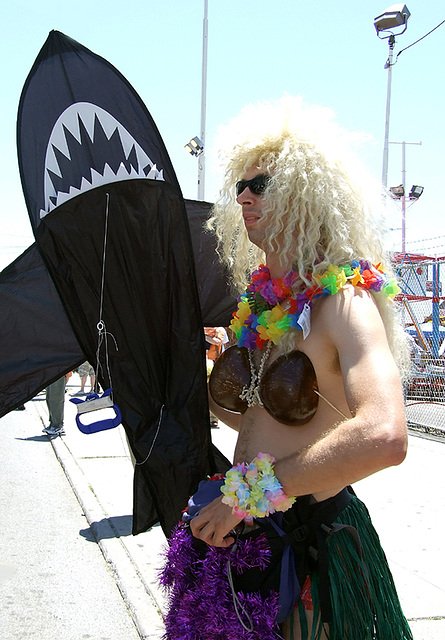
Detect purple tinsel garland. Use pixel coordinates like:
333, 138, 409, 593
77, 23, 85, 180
159, 523, 282, 640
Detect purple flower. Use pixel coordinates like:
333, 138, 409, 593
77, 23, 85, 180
243, 331, 258, 351
295, 292, 310, 312
245, 313, 259, 329
260, 280, 279, 306
369, 276, 384, 292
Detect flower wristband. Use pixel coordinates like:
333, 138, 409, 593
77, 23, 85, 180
220, 452, 295, 522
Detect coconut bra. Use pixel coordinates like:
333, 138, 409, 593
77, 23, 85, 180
210, 261, 398, 427
209, 345, 319, 426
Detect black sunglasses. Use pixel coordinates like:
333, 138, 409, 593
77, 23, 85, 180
235, 174, 271, 197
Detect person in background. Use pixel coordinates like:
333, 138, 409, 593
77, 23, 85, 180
204, 327, 228, 427
75, 361, 96, 396
43, 372, 71, 437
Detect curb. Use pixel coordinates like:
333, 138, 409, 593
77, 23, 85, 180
35, 406, 165, 639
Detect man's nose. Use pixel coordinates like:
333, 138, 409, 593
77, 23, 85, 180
236, 186, 255, 203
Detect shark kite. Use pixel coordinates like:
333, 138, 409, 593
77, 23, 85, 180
0, 31, 235, 535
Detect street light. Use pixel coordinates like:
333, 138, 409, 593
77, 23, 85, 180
374, 4, 411, 187
389, 185, 405, 198
389, 181, 424, 252
185, 136, 204, 157
374, 4, 411, 35
390, 183, 423, 201
409, 185, 424, 200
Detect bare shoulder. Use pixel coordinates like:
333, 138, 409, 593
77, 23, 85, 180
314, 284, 388, 349
310, 284, 402, 394
313, 285, 404, 406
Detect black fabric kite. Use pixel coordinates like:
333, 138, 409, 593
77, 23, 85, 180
0, 31, 235, 535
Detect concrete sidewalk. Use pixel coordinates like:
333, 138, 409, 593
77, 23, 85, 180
31, 381, 445, 639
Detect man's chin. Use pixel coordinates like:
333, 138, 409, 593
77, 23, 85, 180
246, 230, 264, 250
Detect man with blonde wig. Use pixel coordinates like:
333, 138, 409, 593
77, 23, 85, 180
160, 98, 413, 640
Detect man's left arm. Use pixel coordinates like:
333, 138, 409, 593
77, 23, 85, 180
276, 288, 408, 496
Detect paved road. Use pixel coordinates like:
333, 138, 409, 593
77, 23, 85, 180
1, 384, 445, 640
0, 404, 141, 640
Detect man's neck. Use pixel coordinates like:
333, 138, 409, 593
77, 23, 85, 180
265, 253, 288, 279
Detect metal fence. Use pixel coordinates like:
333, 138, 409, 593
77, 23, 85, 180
393, 253, 445, 436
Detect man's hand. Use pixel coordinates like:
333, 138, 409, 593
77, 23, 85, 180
190, 495, 243, 547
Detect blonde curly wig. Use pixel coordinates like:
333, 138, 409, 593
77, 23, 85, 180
207, 97, 410, 379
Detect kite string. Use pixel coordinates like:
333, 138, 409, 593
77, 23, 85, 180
95, 192, 118, 395
98, 193, 110, 323
135, 405, 165, 466
95, 191, 161, 465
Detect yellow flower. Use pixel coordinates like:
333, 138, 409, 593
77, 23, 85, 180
230, 299, 251, 333
260, 305, 286, 344
266, 304, 285, 323
236, 299, 251, 322
375, 262, 384, 273
350, 267, 364, 286
336, 268, 347, 289
257, 324, 271, 341
326, 264, 341, 277
267, 323, 285, 344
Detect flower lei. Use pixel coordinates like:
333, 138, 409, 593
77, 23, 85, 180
221, 452, 295, 522
230, 260, 401, 351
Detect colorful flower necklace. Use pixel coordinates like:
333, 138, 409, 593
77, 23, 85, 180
230, 260, 400, 351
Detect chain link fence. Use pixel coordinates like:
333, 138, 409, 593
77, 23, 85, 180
393, 253, 445, 437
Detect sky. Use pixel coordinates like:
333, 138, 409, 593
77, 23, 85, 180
0, 0, 444, 271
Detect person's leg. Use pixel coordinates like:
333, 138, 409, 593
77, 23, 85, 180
79, 375, 87, 392
280, 575, 328, 640
46, 377, 66, 428
281, 607, 328, 640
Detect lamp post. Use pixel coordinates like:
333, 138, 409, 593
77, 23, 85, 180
381, 33, 395, 188
198, 0, 208, 201
389, 140, 423, 252
184, 0, 208, 200
374, 4, 411, 188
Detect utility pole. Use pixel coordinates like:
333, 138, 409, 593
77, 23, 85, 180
389, 140, 422, 251
197, 0, 208, 201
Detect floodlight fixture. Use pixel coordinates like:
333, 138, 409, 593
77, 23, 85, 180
409, 185, 424, 200
390, 184, 405, 198
374, 4, 411, 38
185, 136, 204, 157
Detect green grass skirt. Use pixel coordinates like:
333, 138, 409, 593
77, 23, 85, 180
292, 495, 413, 640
